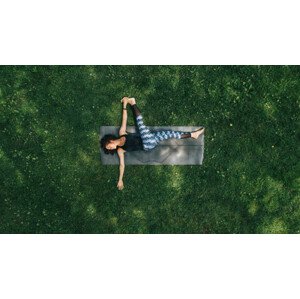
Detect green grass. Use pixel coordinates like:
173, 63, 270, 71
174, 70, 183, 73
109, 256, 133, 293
0, 66, 299, 233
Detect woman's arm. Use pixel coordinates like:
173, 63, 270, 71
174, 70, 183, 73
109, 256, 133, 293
118, 165, 125, 181
117, 165, 125, 190
119, 98, 128, 135
117, 149, 125, 190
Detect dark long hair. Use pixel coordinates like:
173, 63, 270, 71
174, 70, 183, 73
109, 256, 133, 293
100, 134, 120, 155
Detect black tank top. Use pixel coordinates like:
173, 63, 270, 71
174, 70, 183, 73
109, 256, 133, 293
117, 132, 144, 152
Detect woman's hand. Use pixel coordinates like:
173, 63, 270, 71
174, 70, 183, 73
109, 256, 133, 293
121, 97, 129, 105
117, 180, 124, 190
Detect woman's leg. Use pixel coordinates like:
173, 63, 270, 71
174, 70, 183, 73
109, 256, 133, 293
131, 103, 193, 150
131, 104, 158, 151
153, 130, 192, 142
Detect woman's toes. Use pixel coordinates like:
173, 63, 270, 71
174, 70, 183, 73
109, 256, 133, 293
198, 128, 205, 135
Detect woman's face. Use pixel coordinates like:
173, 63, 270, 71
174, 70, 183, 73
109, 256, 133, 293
106, 140, 117, 150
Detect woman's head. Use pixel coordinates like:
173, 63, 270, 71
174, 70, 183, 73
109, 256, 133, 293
100, 134, 119, 155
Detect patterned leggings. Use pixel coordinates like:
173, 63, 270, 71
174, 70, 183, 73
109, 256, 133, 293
136, 114, 191, 151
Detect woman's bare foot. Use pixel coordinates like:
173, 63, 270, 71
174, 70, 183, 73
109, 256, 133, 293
127, 97, 136, 105
191, 127, 205, 139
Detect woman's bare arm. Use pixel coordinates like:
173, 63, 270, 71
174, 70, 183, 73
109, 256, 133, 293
119, 98, 128, 135
118, 165, 125, 181
117, 149, 125, 190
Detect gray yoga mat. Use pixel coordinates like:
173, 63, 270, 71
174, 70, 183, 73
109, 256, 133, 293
99, 126, 205, 165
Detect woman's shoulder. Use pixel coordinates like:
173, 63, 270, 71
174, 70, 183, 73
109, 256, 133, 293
117, 147, 126, 154
119, 131, 140, 138
120, 130, 132, 136
120, 131, 138, 137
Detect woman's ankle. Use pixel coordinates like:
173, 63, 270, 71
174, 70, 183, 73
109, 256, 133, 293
181, 132, 191, 139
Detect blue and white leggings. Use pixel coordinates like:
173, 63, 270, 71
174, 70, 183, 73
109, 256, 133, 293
136, 114, 191, 151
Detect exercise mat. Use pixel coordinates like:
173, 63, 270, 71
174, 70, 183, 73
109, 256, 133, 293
99, 126, 205, 165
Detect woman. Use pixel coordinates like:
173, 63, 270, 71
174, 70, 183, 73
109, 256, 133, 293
100, 97, 205, 190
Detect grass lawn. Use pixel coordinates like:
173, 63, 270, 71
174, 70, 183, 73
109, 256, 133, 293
0, 65, 299, 233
